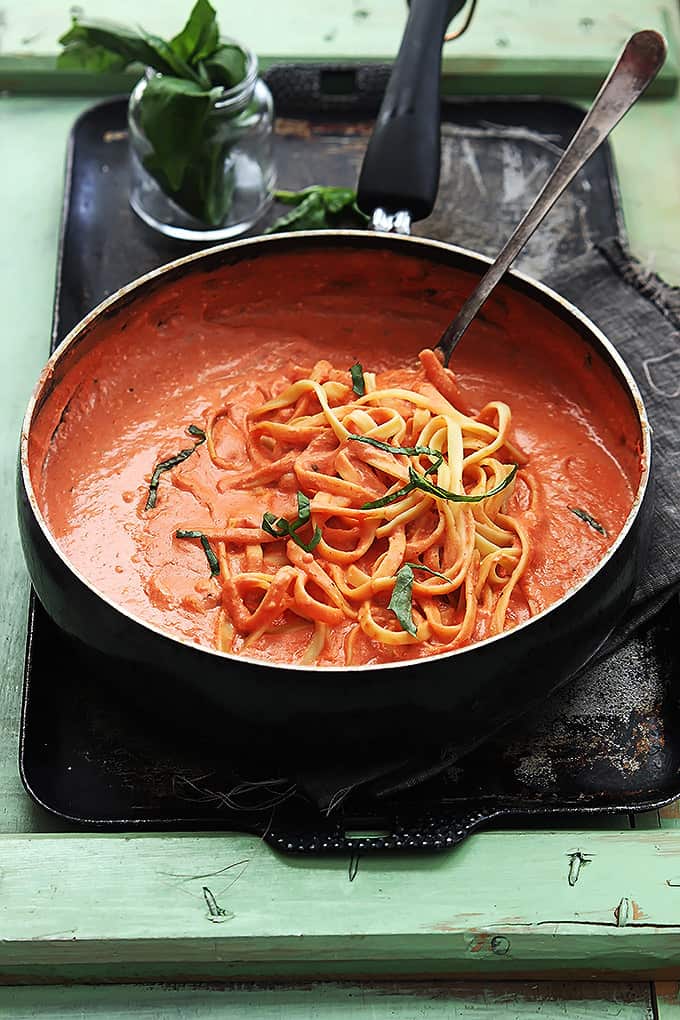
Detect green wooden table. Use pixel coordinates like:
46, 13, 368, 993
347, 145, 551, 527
3, 2, 680, 1015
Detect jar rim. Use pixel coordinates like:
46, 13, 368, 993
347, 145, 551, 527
213, 39, 259, 109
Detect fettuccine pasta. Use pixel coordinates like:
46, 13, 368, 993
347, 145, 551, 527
174, 349, 531, 665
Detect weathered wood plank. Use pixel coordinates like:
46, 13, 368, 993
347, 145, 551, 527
0, 95, 96, 838
0, 1, 676, 97
0, 981, 656, 1018
2, 831, 680, 981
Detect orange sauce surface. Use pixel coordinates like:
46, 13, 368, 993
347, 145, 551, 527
29, 248, 642, 664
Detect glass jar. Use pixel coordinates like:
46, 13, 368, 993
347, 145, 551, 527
128, 43, 275, 241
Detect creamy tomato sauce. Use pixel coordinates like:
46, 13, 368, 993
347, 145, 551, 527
29, 247, 642, 665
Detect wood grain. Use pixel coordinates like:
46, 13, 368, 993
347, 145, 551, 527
2, 831, 680, 981
0, 1, 677, 97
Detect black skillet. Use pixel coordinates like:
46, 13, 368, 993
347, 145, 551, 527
18, 0, 653, 771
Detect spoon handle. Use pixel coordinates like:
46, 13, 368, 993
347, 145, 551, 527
437, 29, 667, 365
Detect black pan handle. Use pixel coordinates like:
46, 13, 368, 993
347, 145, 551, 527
356, 0, 467, 222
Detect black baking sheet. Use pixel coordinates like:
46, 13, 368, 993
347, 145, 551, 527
20, 79, 680, 852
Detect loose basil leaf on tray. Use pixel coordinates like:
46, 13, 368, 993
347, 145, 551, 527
266, 187, 370, 234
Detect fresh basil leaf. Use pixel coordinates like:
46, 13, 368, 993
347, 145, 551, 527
170, 0, 219, 65
349, 435, 443, 476
357, 448, 516, 511
271, 186, 352, 209
408, 463, 518, 504
296, 491, 312, 524
265, 192, 329, 233
140, 30, 204, 83
388, 565, 417, 636
57, 39, 129, 72
138, 75, 216, 193
299, 526, 322, 553
166, 128, 236, 225
58, 20, 178, 75
266, 186, 370, 233
360, 479, 419, 511
350, 363, 365, 397
194, 59, 213, 88
203, 44, 248, 88
58, 16, 205, 83
568, 506, 608, 536
270, 189, 309, 206
323, 187, 357, 214
262, 512, 288, 538
176, 529, 220, 576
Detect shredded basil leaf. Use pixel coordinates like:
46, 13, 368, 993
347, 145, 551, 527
408, 463, 518, 504
404, 562, 451, 583
388, 565, 417, 637
261, 511, 288, 539
176, 529, 220, 576
145, 424, 206, 510
569, 506, 608, 536
351, 434, 517, 510
349, 434, 443, 475
261, 492, 321, 553
349, 437, 443, 509
350, 362, 366, 397
359, 479, 419, 511
296, 490, 311, 523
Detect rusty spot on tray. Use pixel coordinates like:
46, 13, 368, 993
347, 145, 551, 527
275, 118, 313, 138
313, 121, 373, 137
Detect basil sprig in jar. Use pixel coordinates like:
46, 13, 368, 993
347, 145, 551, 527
59, 0, 275, 240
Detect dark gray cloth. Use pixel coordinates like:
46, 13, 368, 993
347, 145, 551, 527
297, 239, 680, 809
550, 238, 680, 656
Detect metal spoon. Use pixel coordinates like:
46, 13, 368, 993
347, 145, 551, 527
437, 29, 667, 365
